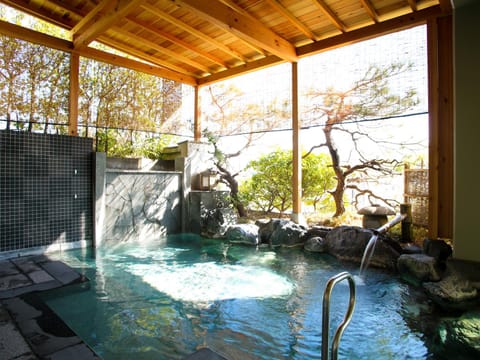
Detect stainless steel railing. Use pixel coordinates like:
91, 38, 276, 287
321, 271, 356, 360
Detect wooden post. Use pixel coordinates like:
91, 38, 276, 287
427, 15, 454, 240
400, 203, 412, 243
194, 85, 201, 142
68, 53, 79, 136
291, 62, 304, 224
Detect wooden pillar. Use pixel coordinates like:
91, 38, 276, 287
427, 15, 453, 239
291, 62, 304, 224
194, 85, 201, 141
68, 53, 79, 136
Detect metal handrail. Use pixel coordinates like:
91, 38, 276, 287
321, 271, 356, 360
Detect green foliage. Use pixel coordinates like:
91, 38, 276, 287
138, 135, 175, 160
240, 149, 335, 214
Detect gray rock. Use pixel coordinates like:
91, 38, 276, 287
324, 226, 400, 270
224, 224, 259, 246
270, 220, 307, 247
256, 218, 289, 244
423, 272, 478, 311
304, 237, 326, 252
304, 226, 331, 240
423, 238, 453, 263
397, 254, 442, 284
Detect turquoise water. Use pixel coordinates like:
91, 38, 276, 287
42, 234, 430, 359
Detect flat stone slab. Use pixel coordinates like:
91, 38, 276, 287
11, 259, 42, 274
27, 270, 55, 284
0, 260, 21, 277
0, 273, 32, 291
39, 261, 81, 285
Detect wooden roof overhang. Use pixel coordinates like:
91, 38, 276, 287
0, 0, 452, 87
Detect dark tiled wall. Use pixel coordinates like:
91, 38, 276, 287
0, 131, 93, 252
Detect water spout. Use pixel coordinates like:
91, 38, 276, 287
359, 213, 406, 276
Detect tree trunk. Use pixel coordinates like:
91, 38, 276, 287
324, 121, 346, 217
217, 165, 247, 218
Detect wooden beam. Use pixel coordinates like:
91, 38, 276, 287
359, 0, 379, 23
68, 53, 79, 136
312, 0, 346, 33
142, 4, 246, 63
438, 0, 453, 13
297, 5, 443, 58
265, 0, 318, 41
72, 0, 144, 49
0, 19, 73, 52
197, 55, 283, 86
172, 0, 298, 62
291, 61, 303, 223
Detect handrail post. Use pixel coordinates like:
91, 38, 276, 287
322, 271, 356, 360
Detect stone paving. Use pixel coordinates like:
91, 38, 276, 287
0, 255, 99, 360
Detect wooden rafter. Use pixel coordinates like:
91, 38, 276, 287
264, 0, 318, 41
297, 5, 442, 57
311, 0, 346, 33
359, 0, 379, 23
0, 19, 196, 85
112, 26, 211, 74
0, 0, 78, 29
172, 0, 298, 62
71, 0, 145, 49
141, 3, 247, 63
97, 35, 196, 76
124, 17, 228, 69
407, 0, 417, 11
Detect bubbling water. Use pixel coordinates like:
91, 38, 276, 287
127, 261, 294, 304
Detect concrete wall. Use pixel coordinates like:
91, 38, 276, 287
99, 167, 182, 244
0, 131, 93, 257
453, 0, 480, 261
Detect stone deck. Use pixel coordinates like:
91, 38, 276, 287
0, 255, 98, 360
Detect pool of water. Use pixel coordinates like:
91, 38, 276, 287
42, 234, 431, 360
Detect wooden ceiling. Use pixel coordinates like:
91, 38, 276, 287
0, 0, 450, 86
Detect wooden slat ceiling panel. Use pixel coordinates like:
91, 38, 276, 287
0, 0, 447, 86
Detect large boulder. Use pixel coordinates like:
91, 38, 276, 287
423, 272, 478, 311
224, 224, 259, 246
397, 254, 442, 285
423, 239, 453, 269
324, 226, 400, 270
256, 219, 307, 247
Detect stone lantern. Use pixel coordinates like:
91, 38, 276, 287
358, 205, 395, 229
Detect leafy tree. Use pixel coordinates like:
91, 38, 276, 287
241, 149, 335, 214
305, 63, 420, 217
